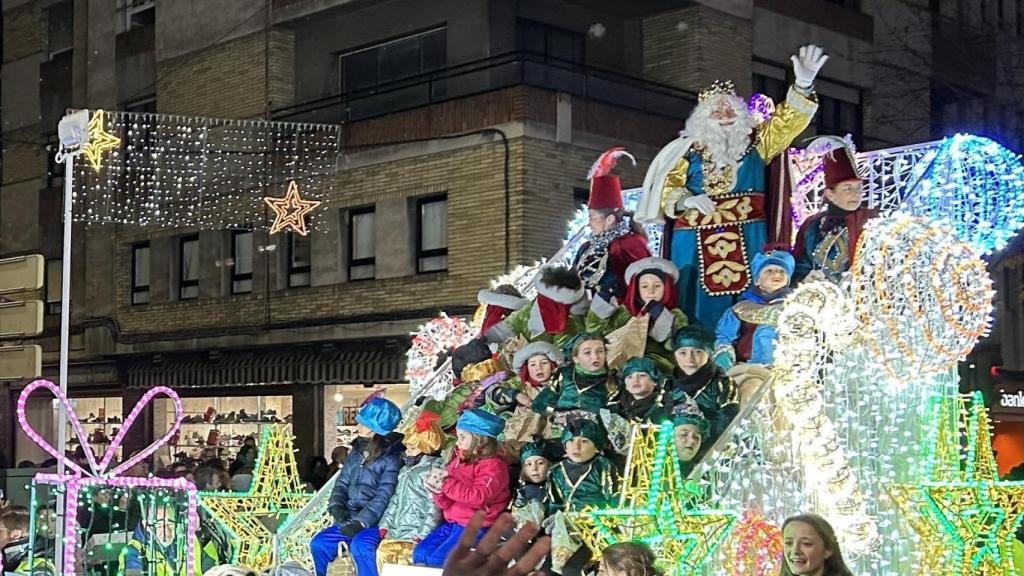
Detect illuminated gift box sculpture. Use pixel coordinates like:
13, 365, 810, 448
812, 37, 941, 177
17, 379, 198, 576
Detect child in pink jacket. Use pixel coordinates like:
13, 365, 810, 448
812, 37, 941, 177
412, 409, 510, 567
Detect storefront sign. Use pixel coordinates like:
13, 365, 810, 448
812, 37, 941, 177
999, 390, 1024, 409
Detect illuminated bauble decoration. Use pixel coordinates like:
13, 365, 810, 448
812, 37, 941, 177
725, 510, 783, 576
901, 134, 1024, 254
405, 313, 474, 398
851, 215, 994, 382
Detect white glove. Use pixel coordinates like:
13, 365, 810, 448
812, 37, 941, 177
791, 44, 828, 90
682, 194, 717, 216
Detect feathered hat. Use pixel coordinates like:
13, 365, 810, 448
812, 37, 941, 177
808, 135, 861, 190
587, 147, 636, 211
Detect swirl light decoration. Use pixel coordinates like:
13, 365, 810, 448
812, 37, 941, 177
900, 134, 1024, 255
724, 510, 783, 576
405, 313, 475, 398
850, 215, 994, 383
771, 279, 879, 552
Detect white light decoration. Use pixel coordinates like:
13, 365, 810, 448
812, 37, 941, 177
71, 111, 340, 231
850, 215, 994, 383
404, 313, 474, 399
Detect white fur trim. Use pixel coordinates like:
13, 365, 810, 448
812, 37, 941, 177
569, 297, 591, 316
589, 294, 618, 320
477, 289, 527, 310
527, 303, 545, 337
485, 321, 514, 344
785, 86, 818, 116
625, 257, 680, 285
513, 342, 564, 370
534, 271, 585, 304
650, 310, 674, 342
638, 136, 697, 223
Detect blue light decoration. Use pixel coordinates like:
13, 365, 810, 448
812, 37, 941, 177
560, 188, 665, 265
900, 134, 1024, 255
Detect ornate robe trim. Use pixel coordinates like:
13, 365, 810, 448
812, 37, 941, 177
675, 192, 766, 296
812, 227, 850, 279
731, 299, 784, 325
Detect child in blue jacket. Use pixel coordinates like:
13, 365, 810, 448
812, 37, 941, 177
310, 398, 404, 576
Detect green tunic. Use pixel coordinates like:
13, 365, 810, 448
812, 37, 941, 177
665, 364, 739, 444
532, 366, 613, 417
547, 456, 619, 513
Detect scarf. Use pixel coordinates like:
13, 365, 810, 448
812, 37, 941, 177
402, 453, 424, 467
820, 201, 856, 234
576, 220, 631, 289
618, 387, 662, 421
672, 361, 717, 397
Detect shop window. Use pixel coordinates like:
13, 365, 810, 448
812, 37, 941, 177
132, 242, 150, 305
348, 206, 376, 280
45, 259, 62, 315
179, 235, 199, 300
339, 28, 446, 95
416, 195, 448, 273
288, 233, 312, 288
232, 230, 253, 294
519, 19, 585, 65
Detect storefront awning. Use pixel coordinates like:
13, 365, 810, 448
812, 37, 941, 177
125, 347, 407, 389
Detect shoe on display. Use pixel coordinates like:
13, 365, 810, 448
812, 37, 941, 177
207, 429, 220, 446
86, 412, 96, 423
284, 414, 294, 423
239, 409, 258, 423
204, 407, 216, 423
109, 416, 121, 424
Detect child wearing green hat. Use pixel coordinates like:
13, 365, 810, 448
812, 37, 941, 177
510, 441, 552, 527
666, 325, 739, 446
546, 419, 619, 576
413, 409, 511, 568
608, 356, 668, 424
671, 395, 711, 476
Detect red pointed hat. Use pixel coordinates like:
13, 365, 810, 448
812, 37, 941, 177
587, 147, 636, 211
823, 146, 860, 189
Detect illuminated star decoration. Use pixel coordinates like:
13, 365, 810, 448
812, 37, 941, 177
199, 425, 313, 570
887, 392, 1024, 576
569, 423, 737, 576
82, 109, 122, 171
264, 180, 322, 236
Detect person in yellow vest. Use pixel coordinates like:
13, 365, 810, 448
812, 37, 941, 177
119, 499, 200, 576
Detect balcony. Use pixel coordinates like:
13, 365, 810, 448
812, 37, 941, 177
272, 50, 697, 144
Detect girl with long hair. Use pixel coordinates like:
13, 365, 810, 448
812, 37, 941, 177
779, 514, 855, 576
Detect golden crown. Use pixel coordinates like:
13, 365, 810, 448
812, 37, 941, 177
460, 358, 501, 383
698, 80, 737, 103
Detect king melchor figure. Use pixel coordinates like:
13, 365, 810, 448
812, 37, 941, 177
637, 45, 828, 330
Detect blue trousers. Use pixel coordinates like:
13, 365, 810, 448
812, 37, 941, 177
310, 524, 382, 576
411, 521, 485, 568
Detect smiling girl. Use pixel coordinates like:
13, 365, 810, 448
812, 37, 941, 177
780, 514, 854, 576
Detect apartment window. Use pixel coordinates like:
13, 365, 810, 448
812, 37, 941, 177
45, 260, 62, 315
752, 73, 788, 103
288, 234, 312, 287
46, 136, 65, 189
519, 19, 584, 65
48, 1, 73, 59
339, 28, 446, 95
232, 230, 253, 294
132, 243, 150, 305
127, 0, 155, 30
416, 195, 448, 273
348, 207, 376, 280
815, 93, 863, 147
179, 235, 199, 300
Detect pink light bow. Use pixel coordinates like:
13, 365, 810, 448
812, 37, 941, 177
16, 379, 184, 478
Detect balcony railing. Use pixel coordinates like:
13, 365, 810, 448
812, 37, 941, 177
272, 50, 697, 124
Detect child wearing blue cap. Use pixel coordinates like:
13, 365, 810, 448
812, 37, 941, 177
713, 248, 796, 369
310, 397, 404, 576
412, 409, 511, 568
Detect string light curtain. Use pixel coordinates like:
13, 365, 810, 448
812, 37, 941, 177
71, 111, 341, 231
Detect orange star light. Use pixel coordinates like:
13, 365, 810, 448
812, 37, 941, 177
264, 180, 322, 236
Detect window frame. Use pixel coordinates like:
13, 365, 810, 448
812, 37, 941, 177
131, 242, 151, 306
347, 205, 376, 281
178, 235, 199, 300
287, 233, 312, 288
338, 27, 447, 96
517, 18, 586, 66
231, 230, 254, 295
45, 259, 63, 315
415, 194, 449, 274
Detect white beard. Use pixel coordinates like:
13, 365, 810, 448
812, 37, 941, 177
683, 95, 759, 168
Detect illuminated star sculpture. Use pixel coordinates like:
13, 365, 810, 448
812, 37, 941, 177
82, 109, 122, 171
569, 423, 737, 576
888, 392, 1024, 576
264, 180, 322, 236
200, 425, 313, 570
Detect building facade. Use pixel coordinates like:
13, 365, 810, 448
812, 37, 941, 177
2, 0, 1022, 469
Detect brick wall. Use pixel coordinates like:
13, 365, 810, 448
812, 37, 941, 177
643, 6, 753, 95
157, 30, 294, 118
